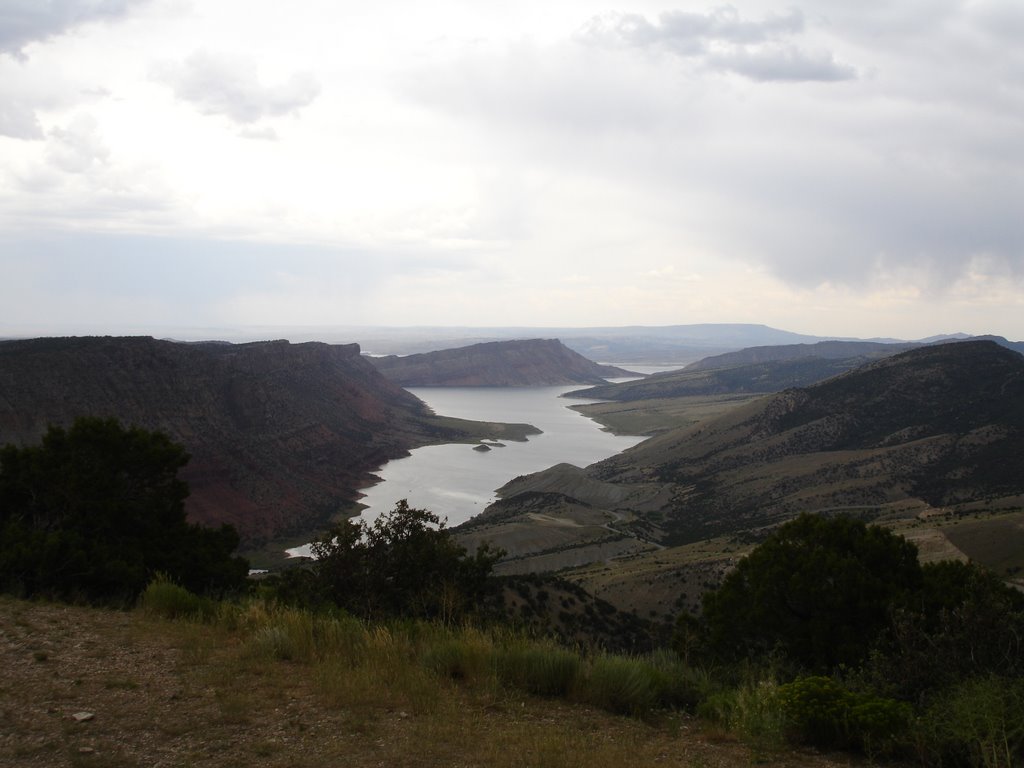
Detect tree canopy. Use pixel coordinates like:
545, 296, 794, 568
307, 499, 501, 622
0, 417, 248, 603
868, 559, 1024, 699
699, 513, 922, 671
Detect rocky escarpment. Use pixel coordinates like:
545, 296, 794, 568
0, 337, 536, 546
368, 338, 637, 386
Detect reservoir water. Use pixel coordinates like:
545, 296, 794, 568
285, 384, 646, 556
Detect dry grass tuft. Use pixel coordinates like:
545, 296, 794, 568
0, 595, 849, 768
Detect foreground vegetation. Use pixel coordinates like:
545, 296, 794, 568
2, 592, 835, 768
6, 562, 1020, 767
0, 418, 248, 602
3, 418, 1023, 766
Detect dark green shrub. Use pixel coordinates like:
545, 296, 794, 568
868, 560, 1024, 701
848, 696, 912, 758
776, 675, 853, 747
311, 500, 501, 622
700, 514, 921, 672
0, 418, 248, 603
776, 675, 910, 755
915, 675, 1024, 768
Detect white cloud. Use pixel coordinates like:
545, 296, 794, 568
0, 0, 151, 58
579, 6, 805, 51
152, 50, 320, 124
577, 5, 857, 82
708, 44, 856, 82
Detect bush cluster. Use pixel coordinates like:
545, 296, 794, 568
0, 418, 248, 604
686, 513, 1024, 765
264, 499, 502, 623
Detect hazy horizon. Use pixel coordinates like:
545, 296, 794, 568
0, 320, 1006, 347
2, 2, 1022, 340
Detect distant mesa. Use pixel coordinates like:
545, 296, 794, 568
349, 322, 833, 363
682, 339, 918, 371
367, 338, 638, 387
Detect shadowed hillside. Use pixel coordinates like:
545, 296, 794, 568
612, 340, 1024, 542
465, 341, 1024, 593
368, 338, 636, 386
0, 337, 537, 546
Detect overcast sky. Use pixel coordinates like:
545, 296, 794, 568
2, 0, 1022, 341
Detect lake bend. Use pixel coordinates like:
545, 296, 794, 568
285, 384, 647, 557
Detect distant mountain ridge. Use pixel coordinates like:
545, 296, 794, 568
280, 323, 834, 362
567, 336, 1024, 403
0, 337, 536, 546
683, 340, 919, 371
367, 339, 636, 386
686, 336, 1024, 370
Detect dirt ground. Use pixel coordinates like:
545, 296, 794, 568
0, 597, 863, 768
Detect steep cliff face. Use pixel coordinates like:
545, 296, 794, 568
368, 338, 636, 386
0, 337, 522, 545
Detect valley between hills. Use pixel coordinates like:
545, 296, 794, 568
1, 328, 1023, 625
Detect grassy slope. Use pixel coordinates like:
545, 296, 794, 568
0, 597, 852, 768
570, 394, 764, 437
561, 506, 1024, 623
468, 343, 1024, 619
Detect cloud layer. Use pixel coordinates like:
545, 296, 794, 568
0, 0, 150, 57
0, 0, 1022, 340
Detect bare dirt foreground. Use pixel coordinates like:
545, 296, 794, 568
0, 598, 859, 768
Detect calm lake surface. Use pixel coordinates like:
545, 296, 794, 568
285, 384, 648, 557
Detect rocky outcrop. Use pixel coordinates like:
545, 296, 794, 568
0, 336, 535, 546
368, 338, 637, 387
